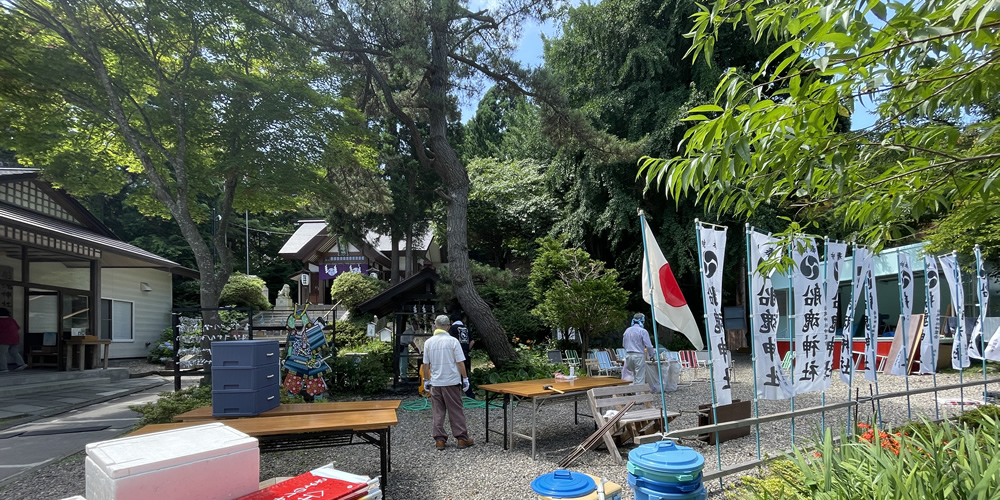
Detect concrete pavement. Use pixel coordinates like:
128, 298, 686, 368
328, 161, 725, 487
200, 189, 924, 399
0, 375, 173, 487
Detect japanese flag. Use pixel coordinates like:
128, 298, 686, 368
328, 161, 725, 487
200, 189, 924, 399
642, 221, 704, 350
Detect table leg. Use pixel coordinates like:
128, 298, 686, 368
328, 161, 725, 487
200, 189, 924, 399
531, 397, 537, 460
379, 428, 388, 492
77, 344, 85, 371
503, 393, 509, 450
102, 344, 109, 369
574, 398, 579, 425
387, 427, 392, 472
485, 390, 491, 444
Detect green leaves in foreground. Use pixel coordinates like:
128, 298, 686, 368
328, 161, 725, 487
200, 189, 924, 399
640, 0, 1000, 249
746, 415, 1000, 500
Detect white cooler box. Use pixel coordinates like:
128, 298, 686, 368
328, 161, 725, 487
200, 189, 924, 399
85, 423, 260, 500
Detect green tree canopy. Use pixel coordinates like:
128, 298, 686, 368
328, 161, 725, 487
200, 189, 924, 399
0, 0, 382, 311
640, 0, 1000, 249
243, 0, 561, 366
530, 236, 629, 355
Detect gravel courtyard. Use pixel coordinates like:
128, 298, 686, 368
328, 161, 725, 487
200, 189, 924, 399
2, 354, 996, 500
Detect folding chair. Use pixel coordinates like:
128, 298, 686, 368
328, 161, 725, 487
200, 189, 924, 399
594, 350, 622, 376
781, 351, 794, 372
678, 350, 703, 381
565, 350, 581, 368
546, 350, 563, 365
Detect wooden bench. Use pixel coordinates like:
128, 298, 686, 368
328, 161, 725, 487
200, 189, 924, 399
173, 400, 402, 422
586, 384, 679, 464
130, 409, 398, 491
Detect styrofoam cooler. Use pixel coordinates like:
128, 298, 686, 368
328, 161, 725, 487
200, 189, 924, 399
85, 423, 260, 500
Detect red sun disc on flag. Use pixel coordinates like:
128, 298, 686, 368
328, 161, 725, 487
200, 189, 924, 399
658, 264, 687, 307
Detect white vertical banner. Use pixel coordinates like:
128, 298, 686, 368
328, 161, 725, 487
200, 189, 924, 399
970, 246, 989, 359
890, 253, 914, 376
919, 255, 942, 374
698, 223, 731, 406
862, 253, 879, 382
792, 237, 825, 394
749, 230, 793, 400
823, 242, 847, 388
939, 254, 969, 370
839, 246, 870, 384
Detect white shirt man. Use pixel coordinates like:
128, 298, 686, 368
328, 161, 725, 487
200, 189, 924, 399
422, 315, 473, 450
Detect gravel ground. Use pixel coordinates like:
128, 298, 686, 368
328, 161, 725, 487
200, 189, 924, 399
3, 353, 996, 500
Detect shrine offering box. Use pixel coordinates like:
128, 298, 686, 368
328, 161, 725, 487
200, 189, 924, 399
85, 423, 259, 500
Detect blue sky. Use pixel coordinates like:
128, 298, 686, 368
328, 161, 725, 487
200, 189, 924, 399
459, 5, 880, 132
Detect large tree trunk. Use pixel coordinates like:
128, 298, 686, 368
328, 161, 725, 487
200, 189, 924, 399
426, 13, 516, 366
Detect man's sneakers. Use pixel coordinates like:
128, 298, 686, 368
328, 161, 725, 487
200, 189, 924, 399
435, 440, 446, 451
13, 364, 26, 371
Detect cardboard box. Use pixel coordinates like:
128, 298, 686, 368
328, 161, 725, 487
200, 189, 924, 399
238, 464, 374, 500
85, 423, 259, 500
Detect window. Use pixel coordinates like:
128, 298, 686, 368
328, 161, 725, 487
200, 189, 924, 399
100, 299, 134, 341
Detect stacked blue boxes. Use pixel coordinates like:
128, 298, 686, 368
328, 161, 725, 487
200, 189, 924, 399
211, 340, 281, 417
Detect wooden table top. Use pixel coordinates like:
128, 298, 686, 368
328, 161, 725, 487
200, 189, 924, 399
129, 409, 398, 437
66, 338, 112, 345
174, 400, 403, 422
478, 376, 630, 398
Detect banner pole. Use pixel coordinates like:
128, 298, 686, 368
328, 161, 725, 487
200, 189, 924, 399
976, 245, 988, 404
953, 251, 966, 409
695, 219, 723, 486
896, 250, 913, 420
925, 254, 941, 420
745, 224, 762, 461
638, 211, 669, 432
787, 236, 797, 444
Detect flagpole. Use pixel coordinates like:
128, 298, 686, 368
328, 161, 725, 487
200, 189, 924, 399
866, 251, 884, 430
976, 245, 988, 404
745, 224, 762, 462
638, 211, 669, 433
694, 218, 723, 485
896, 249, 913, 420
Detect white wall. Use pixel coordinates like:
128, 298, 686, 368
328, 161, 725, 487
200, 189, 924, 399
100, 268, 172, 359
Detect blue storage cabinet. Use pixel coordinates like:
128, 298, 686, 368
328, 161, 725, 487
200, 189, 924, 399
211, 340, 280, 417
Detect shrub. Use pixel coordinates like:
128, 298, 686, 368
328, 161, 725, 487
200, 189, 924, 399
146, 328, 175, 363
470, 350, 567, 389
335, 318, 373, 348
220, 273, 270, 311
130, 385, 212, 428
330, 272, 387, 312
324, 353, 392, 396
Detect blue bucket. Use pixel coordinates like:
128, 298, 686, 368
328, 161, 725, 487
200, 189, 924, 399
628, 440, 705, 477
627, 473, 706, 500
